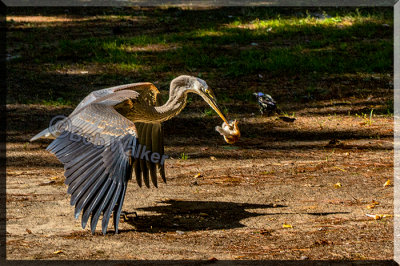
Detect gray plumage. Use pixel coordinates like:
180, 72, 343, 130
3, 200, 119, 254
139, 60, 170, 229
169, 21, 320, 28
31, 75, 229, 235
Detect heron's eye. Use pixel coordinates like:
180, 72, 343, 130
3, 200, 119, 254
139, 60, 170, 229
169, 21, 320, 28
205, 89, 214, 99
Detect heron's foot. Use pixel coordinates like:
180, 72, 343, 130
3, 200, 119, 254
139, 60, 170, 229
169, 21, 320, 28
121, 211, 138, 222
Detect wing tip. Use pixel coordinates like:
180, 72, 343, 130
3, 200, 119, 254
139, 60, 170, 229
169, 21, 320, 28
30, 128, 51, 142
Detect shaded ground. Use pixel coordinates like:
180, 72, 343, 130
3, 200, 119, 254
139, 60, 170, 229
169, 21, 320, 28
5, 7, 394, 261
6, 103, 394, 260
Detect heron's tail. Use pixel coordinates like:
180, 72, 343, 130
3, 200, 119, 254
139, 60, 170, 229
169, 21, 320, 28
30, 128, 51, 142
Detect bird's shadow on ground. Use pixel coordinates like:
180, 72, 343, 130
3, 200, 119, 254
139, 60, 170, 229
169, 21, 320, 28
119, 199, 286, 233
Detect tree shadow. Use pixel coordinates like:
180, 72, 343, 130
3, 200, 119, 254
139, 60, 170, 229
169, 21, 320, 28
6, 6, 393, 105
120, 199, 286, 233
7, 105, 393, 155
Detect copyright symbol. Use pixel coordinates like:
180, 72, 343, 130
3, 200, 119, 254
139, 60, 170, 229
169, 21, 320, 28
49, 115, 71, 139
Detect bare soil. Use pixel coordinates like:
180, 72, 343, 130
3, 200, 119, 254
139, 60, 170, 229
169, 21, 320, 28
5, 8, 394, 262
6, 102, 393, 260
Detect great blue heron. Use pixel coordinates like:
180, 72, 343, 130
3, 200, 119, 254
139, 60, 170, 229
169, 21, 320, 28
30, 75, 232, 235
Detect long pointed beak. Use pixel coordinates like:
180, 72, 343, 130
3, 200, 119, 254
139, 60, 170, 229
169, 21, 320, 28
203, 95, 230, 126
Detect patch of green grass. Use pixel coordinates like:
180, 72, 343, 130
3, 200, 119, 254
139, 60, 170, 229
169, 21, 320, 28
216, 92, 232, 104
280, 110, 296, 118
40, 97, 74, 106
203, 107, 214, 117
6, 7, 393, 105
355, 110, 375, 125
28, 10, 392, 78
180, 153, 188, 160
222, 106, 229, 115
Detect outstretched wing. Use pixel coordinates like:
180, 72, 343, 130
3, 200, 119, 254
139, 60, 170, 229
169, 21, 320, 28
45, 85, 164, 235
114, 83, 166, 188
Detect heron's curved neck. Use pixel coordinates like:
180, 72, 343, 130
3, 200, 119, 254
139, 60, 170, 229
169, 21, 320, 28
151, 88, 188, 123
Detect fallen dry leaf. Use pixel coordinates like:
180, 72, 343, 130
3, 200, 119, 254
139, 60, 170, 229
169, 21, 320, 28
210, 156, 217, 161
53, 250, 64, 254
371, 200, 380, 205
261, 171, 274, 175
333, 166, 346, 172
383, 180, 392, 187
366, 214, 392, 220
282, 223, 293, 228
39, 180, 55, 186
367, 200, 380, 209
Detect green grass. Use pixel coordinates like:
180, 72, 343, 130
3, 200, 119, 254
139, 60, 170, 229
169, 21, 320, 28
203, 107, 215, 117
6, 7, 393, 105
40, 20, 393, 75
19, 9, 393, 75
40, 98, 74, 106
180, 153, 188, 160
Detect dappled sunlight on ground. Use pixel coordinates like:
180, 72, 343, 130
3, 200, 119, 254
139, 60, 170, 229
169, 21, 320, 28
6, 6, 394, 260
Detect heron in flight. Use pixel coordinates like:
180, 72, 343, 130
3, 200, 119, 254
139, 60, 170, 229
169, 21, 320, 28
31, 75, 231, 235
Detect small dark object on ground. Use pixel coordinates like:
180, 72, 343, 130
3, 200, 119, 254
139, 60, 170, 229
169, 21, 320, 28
279, 116, 296, 122
253, 92, 277, 116
121, 211, 138, 222
328, 139, 341, 145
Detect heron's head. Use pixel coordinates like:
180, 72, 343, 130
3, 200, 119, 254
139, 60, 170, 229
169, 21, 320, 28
172, 75, 230, 126
192, 77, 231, 126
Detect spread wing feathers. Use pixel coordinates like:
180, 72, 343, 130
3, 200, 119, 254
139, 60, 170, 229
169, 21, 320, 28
128, 83, 166, 188
46, 89, 140, 235
70, 82, 153, 117
45, 83, 167, 234
133, 122, 165, 188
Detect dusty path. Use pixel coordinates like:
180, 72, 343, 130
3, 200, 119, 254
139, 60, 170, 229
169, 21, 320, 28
6, 104, 393, 260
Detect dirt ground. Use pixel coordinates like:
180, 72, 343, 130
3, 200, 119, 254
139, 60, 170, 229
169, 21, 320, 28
4, 7, 394, 262
6, 100, 394, 261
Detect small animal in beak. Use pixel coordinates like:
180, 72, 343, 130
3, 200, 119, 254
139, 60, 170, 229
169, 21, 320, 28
215, 120, 240, 144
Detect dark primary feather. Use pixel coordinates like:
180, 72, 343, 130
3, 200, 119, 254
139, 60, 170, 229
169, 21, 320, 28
48, 131, 135, 235
127, 84, 165, 189
45, 83, 167, 235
